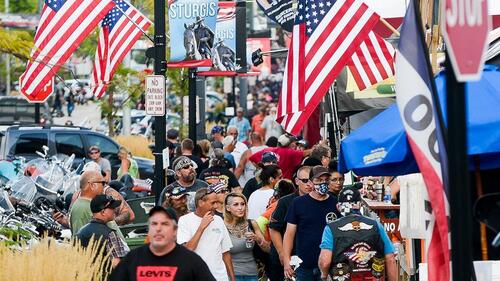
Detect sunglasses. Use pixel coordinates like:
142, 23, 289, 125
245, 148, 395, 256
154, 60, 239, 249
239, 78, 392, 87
181, 164, 193, 170
89, 151, 100, 155
332, 178, 345, 183
297, 178, 310, 184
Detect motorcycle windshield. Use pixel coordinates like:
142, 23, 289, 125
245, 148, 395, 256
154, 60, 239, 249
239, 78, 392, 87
0, 190, 15, 212
26, 158, 66, 194
10, 176, 37, 204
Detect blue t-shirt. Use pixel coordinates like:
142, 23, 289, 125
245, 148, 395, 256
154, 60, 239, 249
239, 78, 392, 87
319, 220, 395, 254
285, 194, 340, 269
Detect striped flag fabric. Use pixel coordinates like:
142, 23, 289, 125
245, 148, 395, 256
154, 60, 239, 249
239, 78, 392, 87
348, 31, 395, 90
19, 0, 115, 101
277, 0, 380, 135
395, 0, 450, 280
91, 0, 152, 98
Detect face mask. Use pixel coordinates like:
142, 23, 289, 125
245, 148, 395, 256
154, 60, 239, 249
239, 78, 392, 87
314, 183, 329, 195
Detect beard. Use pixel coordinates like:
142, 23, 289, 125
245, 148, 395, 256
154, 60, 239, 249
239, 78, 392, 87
182, 172, 196, 182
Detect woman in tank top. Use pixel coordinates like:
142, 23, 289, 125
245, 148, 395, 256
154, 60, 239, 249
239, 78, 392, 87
224, 193, 269, 281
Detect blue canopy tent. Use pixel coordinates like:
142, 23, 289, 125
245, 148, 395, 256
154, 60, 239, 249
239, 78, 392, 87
338, 65, 500, 175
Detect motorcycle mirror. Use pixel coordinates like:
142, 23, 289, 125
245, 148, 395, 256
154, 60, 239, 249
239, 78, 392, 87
42, 145, 49, 153
473, 192, 500, 234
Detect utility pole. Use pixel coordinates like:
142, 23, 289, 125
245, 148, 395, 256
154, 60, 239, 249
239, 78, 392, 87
5, 0, 10, 96
153, 0, 166, 204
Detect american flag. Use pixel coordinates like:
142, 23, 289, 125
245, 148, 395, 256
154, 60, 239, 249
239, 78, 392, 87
396, 0, 450, 280
276, 0, 380, 135
348, 31, 395, 90
19, 0, 114, 101
91, 0, 152, 98
217, 4, 236, 21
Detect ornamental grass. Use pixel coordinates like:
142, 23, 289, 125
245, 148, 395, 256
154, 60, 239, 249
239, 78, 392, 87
0, 238, 111, 281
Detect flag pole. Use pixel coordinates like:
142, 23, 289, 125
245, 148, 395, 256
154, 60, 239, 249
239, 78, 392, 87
380, 18, 400, 36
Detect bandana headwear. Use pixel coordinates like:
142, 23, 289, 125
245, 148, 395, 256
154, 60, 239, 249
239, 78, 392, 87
173, 156, 193, 172
208, 182, 227, 193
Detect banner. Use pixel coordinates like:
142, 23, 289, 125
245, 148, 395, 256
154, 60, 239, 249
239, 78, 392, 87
256, 0, 294, 32
246, 38, 271, 76
198, 1, 237, 76
168, 0, 218, 68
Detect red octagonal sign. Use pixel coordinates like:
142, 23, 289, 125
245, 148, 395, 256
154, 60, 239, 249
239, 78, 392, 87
442, 0, 490, 81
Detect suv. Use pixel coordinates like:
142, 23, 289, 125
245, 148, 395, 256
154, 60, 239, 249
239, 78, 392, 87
0, 125, 154, 180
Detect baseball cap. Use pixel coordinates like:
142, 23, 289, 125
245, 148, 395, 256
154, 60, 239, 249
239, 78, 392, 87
338, 186, 362, 203
90, 195, 121, 213
148, 206, 178, 223
211, 125, 224, 135
172, 156, 195, 172
310, 165, 331, 179
167, 186, 188, 199
89, 145, 100, 153
261, 151, 279, 164
277, 134, 296, 147
167, 129, 179, 140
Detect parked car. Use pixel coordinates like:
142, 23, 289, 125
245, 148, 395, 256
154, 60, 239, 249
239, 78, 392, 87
0, 125, 154, 180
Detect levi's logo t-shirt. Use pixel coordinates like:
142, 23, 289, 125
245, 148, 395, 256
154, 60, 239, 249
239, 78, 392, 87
136, 266, 178, 281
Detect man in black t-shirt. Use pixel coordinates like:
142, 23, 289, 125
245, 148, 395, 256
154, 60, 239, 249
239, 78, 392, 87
199, 148, 241, 192
267, 165, 313, 281
109, 206, 215, 281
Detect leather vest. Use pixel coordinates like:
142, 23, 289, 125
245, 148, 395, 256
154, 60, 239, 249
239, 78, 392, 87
76, 219, 113, 250
328, 214, 385, 280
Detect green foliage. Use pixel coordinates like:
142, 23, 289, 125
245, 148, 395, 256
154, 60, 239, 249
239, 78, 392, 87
0, 27, 33, 60
3, 0, 38, 13
74, 29, 99, 60
0, 224, 35, 247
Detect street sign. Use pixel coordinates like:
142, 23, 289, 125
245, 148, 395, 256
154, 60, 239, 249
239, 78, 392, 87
441, 0, 490, 81
145, 75, 165, 116
21, 77, 54, 103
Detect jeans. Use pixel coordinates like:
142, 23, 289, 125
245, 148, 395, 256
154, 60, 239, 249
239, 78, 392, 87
295, 267, 323, 281
235, 275, 259, 281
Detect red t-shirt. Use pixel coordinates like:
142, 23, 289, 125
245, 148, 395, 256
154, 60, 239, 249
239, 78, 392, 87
249, 147, 304, 179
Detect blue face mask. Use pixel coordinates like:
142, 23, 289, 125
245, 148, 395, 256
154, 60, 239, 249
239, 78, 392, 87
314, 183, 329, 195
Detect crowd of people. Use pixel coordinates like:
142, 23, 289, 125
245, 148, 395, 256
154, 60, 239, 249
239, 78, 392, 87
53, 104, 398, 281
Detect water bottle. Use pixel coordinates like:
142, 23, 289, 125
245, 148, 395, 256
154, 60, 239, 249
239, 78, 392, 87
245, 226, 254, 249
384, 184, 392, 203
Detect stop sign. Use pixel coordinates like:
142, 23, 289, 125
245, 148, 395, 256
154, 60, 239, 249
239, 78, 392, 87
20, 77, 54, 103
441, 0, 490, 81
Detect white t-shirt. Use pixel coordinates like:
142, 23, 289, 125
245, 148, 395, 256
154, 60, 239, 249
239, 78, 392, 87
231, 141, 248, 170
238, 145, 267, 187
177, 212, 233, 281
247, 188, 275, 220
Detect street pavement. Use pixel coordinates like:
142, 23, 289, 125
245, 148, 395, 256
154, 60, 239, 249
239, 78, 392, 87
52, 101, 101, 129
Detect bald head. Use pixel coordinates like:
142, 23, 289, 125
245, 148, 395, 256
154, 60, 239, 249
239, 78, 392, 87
80, 170, 105, 197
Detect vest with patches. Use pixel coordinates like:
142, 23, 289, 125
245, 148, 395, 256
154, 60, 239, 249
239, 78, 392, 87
328, 214, 385, 278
